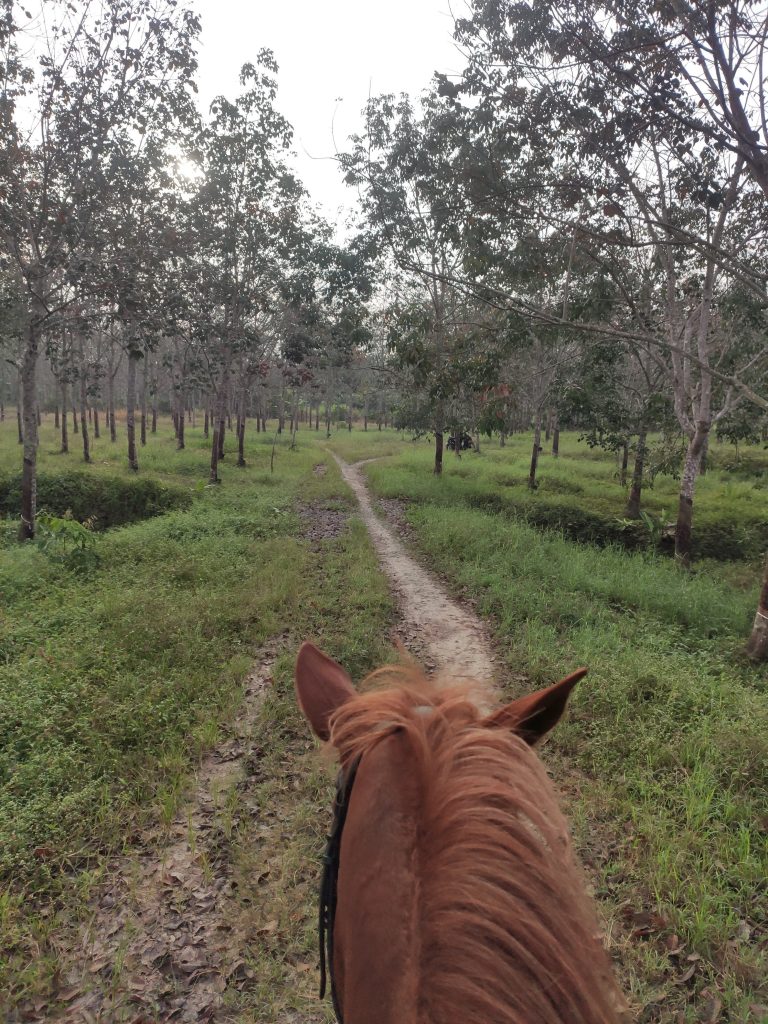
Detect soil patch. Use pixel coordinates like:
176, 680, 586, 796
296, 502, 349, 546
20, 646, 282, 1024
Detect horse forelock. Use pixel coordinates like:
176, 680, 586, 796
327, 666, 627, 1024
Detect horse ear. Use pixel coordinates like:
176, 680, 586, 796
482, 668, 587, 744
294, 642, 356, 741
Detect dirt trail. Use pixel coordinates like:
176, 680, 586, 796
31, 648, 281, 1024
333, 454, 496, 696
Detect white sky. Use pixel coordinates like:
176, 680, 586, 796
193, 0, 467, 230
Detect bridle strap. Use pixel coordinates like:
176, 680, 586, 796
319, 755, 361, 1023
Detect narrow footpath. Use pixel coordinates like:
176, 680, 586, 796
333, 453, 496, 694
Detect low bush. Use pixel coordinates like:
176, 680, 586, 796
0, 471, 192, 530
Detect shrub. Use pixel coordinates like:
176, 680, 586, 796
0, 471, 192, 530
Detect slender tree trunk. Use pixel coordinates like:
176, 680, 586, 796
54, 404, 59, 429
210, 352, 231, 484
434, 429, 444, 475
126, 351, 139, 472
238, 381, 248, 465
107, 368, 116, 442
72, 404, 78, 434
204, 407, 209, 438
675, 423, 709, 566
625, 429, 647, 519
552, 415, 560, 457
528, 409, 542, 490
545, 410, 551, 442
151, 378, 158, 434
19, 316, 40, 540
315, 404, 320, 431
619, 441, 629, 488
60, 382, 69, 453
278, 390, 285, 434
79, 342, 91, 464
140, 352, 148, 446
17, 402, 23, 444
746, 554, 768, 661
176, 387, 185, 450
218, 413, 225, 459
93, 406, 100, 439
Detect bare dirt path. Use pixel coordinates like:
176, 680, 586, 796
332, 453, 496, 695
28, 646, 282, 1024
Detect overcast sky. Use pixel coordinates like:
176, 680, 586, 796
193, 0, 467, 228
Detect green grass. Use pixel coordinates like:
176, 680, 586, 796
354, 431, 768, 560
2, 415, 766, 1020
336, 429, 767, 1021
0, 414, 394, 1012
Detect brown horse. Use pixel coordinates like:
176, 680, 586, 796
295, 642, 627, 1024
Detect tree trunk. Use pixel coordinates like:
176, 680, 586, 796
72, 404, 78, 434
619, 441, 629, 487
552, 415, 560, 457
746, 554, 768, 661
176, 390, 185, 450
140, 352, 148, 446
625, 429, 647, 519
19, 317, 40, 541
54, 404, 60, 429
17, 402, 23, 444
204, 407, 209, 438
79, 345, 91, 464
60, 381, 69, 453
126, 351, 139, 472
528, 409, 543, 490
210, 352, 230, 484
315, 404, 320, 431
434, 430, 444, 475
238, 381, 248, 466
107, 369, 117, 442
93, 406, 100, 439
675, 424, 709, 566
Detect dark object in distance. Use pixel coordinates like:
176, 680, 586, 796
447, 432, 473, 451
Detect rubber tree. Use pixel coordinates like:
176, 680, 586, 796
0, 0, 200, 535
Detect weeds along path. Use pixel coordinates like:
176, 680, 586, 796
39, 646, 282, 1024
333, 454, 496, 691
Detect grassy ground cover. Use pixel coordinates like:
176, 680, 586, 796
334, 430, 767, 1022
360, 431, 768, 560
2, 416, 765, 1020
0, 416, 393, 1013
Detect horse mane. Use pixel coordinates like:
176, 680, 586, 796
328, 665, 626, 1024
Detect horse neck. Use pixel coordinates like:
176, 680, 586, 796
331, 719, 625, 1024
334, 731, 422, 1024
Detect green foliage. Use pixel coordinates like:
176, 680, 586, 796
0, 471, 192, 530
362, 435, 768, 561
35, 512, 100, 573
